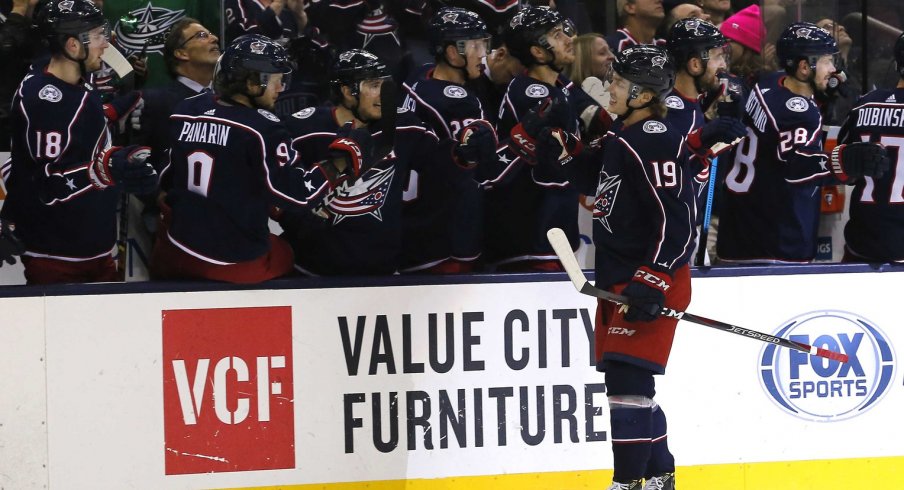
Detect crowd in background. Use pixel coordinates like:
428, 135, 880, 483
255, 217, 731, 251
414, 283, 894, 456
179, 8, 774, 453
0, 0, 902, 286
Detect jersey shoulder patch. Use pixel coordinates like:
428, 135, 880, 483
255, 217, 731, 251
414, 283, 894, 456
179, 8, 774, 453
292, 107, 316, 119
785, 96, 809, 112
664, 95, 684, 109
525, 83, 550, 98
258, 108, 281, 122
38, 84, 62, 103
643, 120, 667, 134
443, 85, 468, 99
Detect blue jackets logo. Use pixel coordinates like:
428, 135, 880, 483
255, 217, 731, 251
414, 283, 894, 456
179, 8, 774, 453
759, 310, 895, 422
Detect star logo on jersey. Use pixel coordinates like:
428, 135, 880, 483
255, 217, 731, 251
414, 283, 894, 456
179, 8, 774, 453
65, 178, 77, 190
304, 180, 315, 192
499, 154, 511, 164
651, 55, 667, 69
593, 173, 621, 233
325, 166, 395, 224
113, 3, 185, 55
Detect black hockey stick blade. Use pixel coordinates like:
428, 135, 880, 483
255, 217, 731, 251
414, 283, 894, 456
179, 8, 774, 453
375, 79, 398, 160
545, 228, 849, 363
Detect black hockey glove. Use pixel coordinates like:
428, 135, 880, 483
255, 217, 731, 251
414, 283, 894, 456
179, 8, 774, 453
622, 267, 670, 323
687, 117, 747, 158
453, 119, 498, 168
537, 127, 584, 167
0, 219, 25, 267
328, 122, 375, 178
830, 142, 890, 183
510, 97, 571, 163
90, 145, 158, 194
715, 74, 746, 119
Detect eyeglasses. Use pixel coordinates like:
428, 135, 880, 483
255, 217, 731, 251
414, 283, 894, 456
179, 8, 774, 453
178, 30, 213, 49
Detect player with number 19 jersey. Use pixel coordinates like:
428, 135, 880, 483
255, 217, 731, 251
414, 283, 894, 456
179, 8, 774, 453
717, 77, 831, 262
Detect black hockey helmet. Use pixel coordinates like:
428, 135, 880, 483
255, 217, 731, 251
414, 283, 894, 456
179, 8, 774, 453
895, 32, 904, 77
214, 34, 294, 95
331, 49, 391, 97
504, 6, 575, 67
427, 7, 490, 57
37, 0, 108, 52
612, 44, 676, 100
667, 18, 728, 67
776, 22, 838, 73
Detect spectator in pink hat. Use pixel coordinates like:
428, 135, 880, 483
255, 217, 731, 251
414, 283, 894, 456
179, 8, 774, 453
719, 4, 764, 85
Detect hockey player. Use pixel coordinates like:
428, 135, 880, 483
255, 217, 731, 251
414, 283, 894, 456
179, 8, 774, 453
836, 33, 904, 263
664, 18, 745, 205
485, 5, 601, 271
717, 22, 888, 263
562, 44, 692, 490
0, 0, 157, 284
400, 7, 495, 272
282, 49, 441, 275
150, 34, 341, 283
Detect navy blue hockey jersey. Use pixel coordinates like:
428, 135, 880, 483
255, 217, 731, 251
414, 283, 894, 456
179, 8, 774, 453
485, 73, 586, 266
285, 104, 440, 274
165, 93, 332, 264
717, 78, 831, 262
604, 28, 666, 54
1, 71, 119, 260
663, 89, 709, 206
569, 118, 695, 288
838, 87, 904, 262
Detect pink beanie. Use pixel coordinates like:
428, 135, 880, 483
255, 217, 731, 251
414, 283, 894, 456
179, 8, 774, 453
720, 4, 764, 54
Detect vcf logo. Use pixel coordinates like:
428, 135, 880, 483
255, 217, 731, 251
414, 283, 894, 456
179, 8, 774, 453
758, 310, 895, 422
163, 306, 295, 474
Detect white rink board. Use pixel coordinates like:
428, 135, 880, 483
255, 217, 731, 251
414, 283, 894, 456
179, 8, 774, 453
0, 271, 902, 489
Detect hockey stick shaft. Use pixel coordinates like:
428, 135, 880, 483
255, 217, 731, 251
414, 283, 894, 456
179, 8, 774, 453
546, 228, 849, 363
694, 156, 718, 266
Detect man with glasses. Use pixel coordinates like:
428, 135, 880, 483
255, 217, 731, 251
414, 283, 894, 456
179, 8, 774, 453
134, 18, 220, 176
151, 34, 337, 283
0, 0, 157, 284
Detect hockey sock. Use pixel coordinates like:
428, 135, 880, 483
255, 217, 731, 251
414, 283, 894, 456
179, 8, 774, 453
608, 395, 654, 482
646, 404, 675, 478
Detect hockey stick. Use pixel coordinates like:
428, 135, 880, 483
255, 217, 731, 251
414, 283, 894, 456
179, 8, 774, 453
375, 79, 398, 161
546, 228, 849, 363
694, 156, 718, 266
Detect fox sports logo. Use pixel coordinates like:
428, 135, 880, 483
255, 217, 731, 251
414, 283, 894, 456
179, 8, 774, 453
759, 310, 895, 422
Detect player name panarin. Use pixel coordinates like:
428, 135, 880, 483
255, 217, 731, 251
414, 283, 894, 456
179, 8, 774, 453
855, 106, 904, 128
176, 121, 231, 146
744, 92, 768, 133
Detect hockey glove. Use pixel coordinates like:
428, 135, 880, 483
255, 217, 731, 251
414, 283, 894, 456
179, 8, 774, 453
453, 119, 498, 168
510, 97, 571, 163
328, 123, 375, 178
103, 91, 143, 123
622, 266, 670, 323
686, 117, 747, 158
537, 127, 584, 167
715, 74, 746, 119
90, 145, 158, 194
579, 105, 615, 139
0, 219, 25, 267
830, 142, 890, 183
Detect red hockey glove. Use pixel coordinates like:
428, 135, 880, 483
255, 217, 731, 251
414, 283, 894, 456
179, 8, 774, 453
102, 91, 143, 123
830, 142, 889, 184
328, 122, 374, 178
453, 119, 498, 168
537, 127, 584, 167
622, 266, 671, 323
90, 145, 158, 194
510, 97, 571, 163
686, 117, 747, 158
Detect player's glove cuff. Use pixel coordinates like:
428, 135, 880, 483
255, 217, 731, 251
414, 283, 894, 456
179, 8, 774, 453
830, 144, 850, 183
328, 137, 365, 177
632, 266, 672, 293
89, 146, 121, 189
509, 123, 539, 164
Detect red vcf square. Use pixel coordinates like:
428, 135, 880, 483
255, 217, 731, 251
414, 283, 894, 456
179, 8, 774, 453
162, 306, 295, 475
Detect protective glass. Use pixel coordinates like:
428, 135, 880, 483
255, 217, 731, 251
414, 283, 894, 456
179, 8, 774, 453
262, 72, 292, 93
457, 37, 490, 58
82, 23, 111, 47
